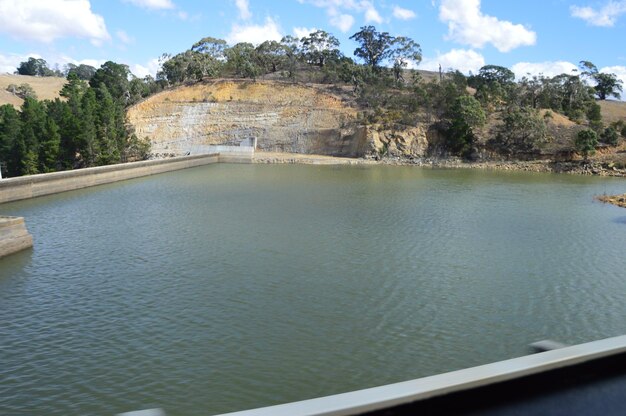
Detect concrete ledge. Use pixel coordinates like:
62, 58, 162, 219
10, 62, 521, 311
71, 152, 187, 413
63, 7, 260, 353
0, 216, 33, 258
0, 154, 220, 204
219, 153, 255, 164
217, 335, 626, 416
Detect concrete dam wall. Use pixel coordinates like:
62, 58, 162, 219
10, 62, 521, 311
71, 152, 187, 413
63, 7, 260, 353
0, 216, 33, 258
127, 80, 371, 158
0, 153, 221, 205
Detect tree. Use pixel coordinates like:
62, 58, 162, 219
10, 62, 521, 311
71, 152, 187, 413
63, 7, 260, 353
16, 57, 53, 76
47, 98, 80, 169
422, 72, 468, 122
472, 65, 515, 85
280, 35, 302, 79
38, 114, 61, 172
538, 73, 594, 121
12, 98, 48, 175
0, 104, 21, 176
191, 37, 228, 60
6, 83, 37, 100
255, 40, 288, 73
94, 84, 122, 165
579, 61, 623, 100
65, 63, 97, 80
225, 43, 261, 79
445, 95, 486, 158
158, 49, 222, 85
350, 26, 393, 70
300, 30, 341, 68
90, 61, 131, 103
594, 72, 623, 100
78, 88, 99, 166
575, 129, 598, 160
468, 65, 516, 108
491, 107, 547, 155
600, 126, 619, 146
388, 36, 422, 83
586, 102, 603, 132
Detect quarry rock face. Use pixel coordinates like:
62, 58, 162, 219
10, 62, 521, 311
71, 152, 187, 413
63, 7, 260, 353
128, 80, 362, 157
127, 80, 429, 159
366, 125, 429, 158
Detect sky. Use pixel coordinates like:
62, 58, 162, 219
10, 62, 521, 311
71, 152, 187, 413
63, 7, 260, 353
0, 0, 625, 86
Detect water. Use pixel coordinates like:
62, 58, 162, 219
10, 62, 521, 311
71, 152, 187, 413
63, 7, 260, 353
1, 164, 626, 415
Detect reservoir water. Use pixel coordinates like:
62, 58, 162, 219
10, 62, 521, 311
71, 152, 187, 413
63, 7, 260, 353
1, 164, 626, 415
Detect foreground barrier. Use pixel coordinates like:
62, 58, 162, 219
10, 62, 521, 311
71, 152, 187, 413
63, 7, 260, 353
0, 154, 226, 205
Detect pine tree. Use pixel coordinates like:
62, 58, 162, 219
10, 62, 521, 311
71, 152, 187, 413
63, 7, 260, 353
0, 104, 22, 177
78, 89, 99, 166
39, 115, 61, 172
95, 84, 121, 165
15, 98, 47, 175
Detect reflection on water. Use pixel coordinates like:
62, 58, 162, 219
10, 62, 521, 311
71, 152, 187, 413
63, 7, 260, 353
1, 164, 626, 415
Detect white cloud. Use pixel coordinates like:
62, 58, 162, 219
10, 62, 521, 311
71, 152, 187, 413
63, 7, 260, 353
123, 0, 175, 10
132, 58, 162, 78
293, 27, 318, 39
511, 61, 578, 79
298, 0, 382, 33
0, 0, 110, 45
439, 0, 536, 52
116, 30, 134, 45
364, 4, 383, 23
226, 17, 282, 45
571, 1, 626, 27
330, 13, 355, 32
234, 0, 252, 20
392, 6, 416, 20
420, 49, 485, 74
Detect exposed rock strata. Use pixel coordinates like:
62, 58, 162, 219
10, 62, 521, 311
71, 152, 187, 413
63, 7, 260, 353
127, 80, 430, 159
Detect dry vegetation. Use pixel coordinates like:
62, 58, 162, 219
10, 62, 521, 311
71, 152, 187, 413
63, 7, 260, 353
598, 100, 626, 125
0, 74, 66, 107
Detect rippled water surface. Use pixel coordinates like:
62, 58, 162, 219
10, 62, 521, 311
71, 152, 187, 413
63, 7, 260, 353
2, 164, 626, 415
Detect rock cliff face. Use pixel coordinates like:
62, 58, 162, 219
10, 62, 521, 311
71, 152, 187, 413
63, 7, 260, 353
128, 80, 373, 157
127, 79, 432, 159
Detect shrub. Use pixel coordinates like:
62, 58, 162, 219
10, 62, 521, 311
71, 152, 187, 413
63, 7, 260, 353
575, 129, 598, 159
600, 127, 619, 146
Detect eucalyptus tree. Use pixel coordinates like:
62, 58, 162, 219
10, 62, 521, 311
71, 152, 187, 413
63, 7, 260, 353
579, 61, 623, 100
280, 35, 302, 79
225, 42, 262, 79
255, 40, 288, 73
388, 36, 422, 83
350, 26, 393, 70
300, 30, 341, 68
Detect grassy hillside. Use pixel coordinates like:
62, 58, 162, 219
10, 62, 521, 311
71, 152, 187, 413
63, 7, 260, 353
598, 100, 626, 124
0, 74, 66, 107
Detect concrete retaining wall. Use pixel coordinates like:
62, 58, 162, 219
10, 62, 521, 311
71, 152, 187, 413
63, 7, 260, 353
0, 153, 222, 204
0, 216, 33, 258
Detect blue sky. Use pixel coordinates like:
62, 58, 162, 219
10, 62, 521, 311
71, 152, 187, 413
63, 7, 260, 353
0, 0, 625, 84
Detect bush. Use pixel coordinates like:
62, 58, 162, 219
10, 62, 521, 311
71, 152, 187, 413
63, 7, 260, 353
5, 83, 37, 100
490, 107, 547, 155
575, 129, 598, 159
445, 95, 485, 158
600, 127, 619, 146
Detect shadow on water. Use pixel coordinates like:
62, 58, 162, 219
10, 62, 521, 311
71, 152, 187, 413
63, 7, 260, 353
0, 248, 33, 281
612, 216, 626, 225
